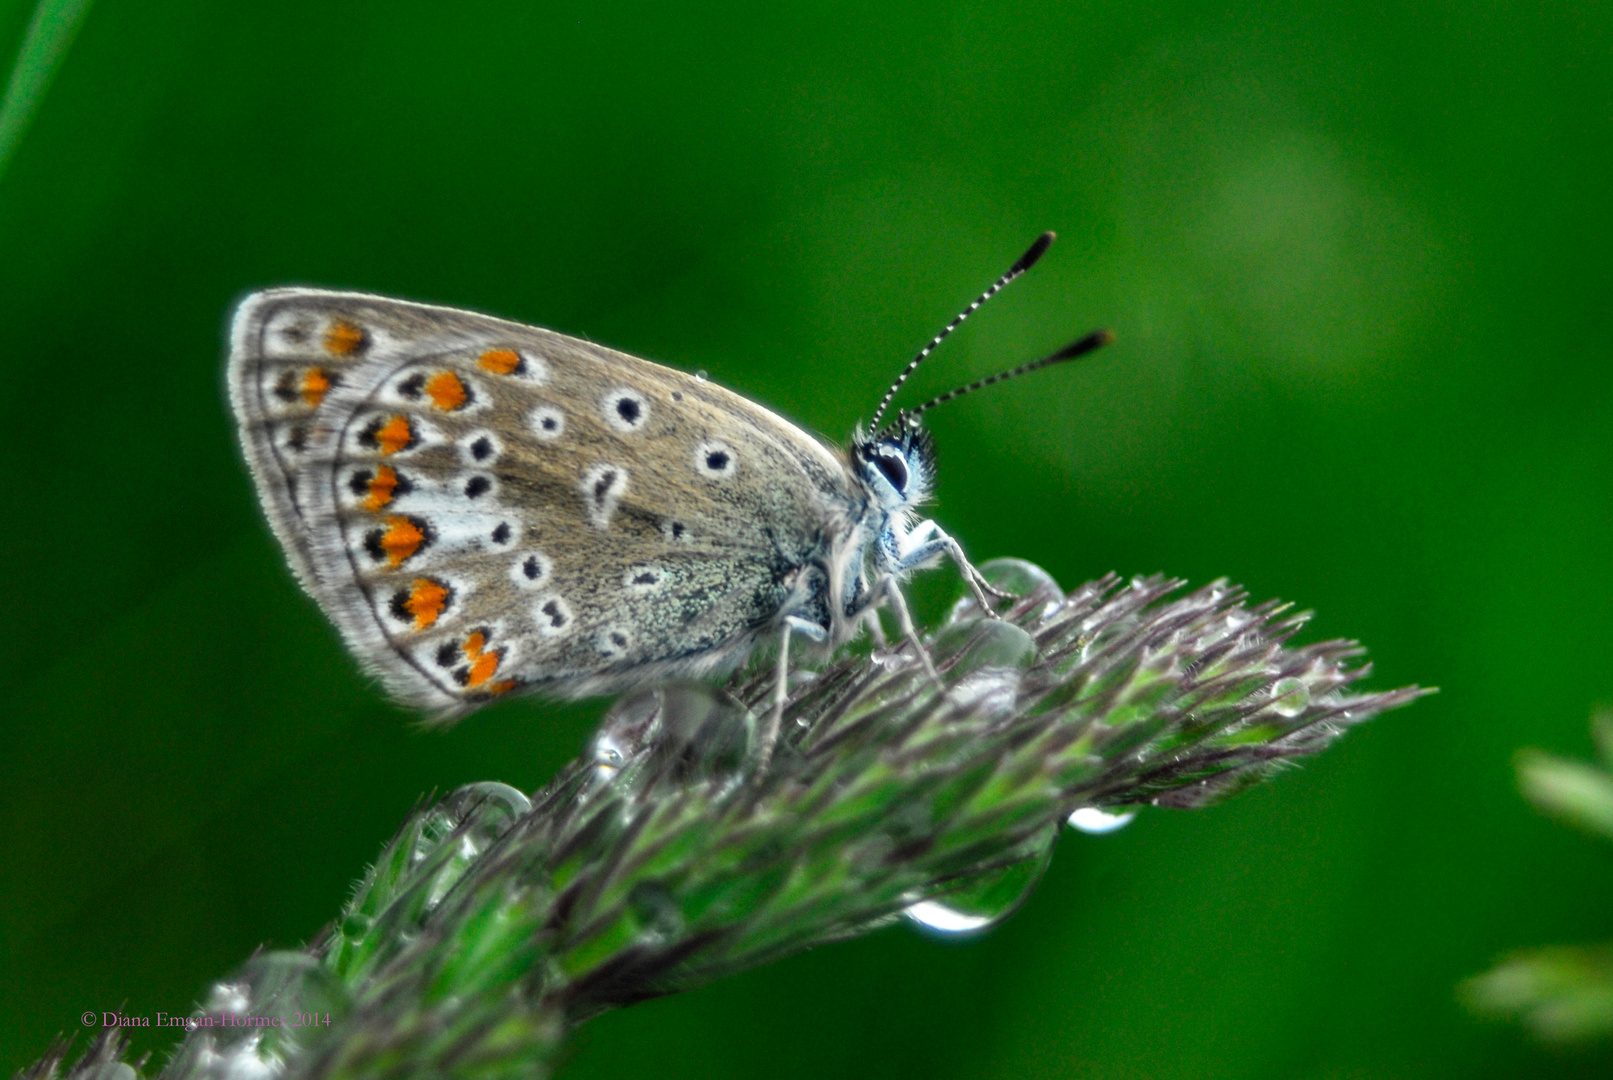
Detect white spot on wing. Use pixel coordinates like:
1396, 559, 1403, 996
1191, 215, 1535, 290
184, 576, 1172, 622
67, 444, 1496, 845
461, 472, 498, 501
459, 430, 503, 465
602, 388, 650, 433
511, 551, 553, 589
623, 565, 668, 594
580, 463, 628, 529
506, 349, 550, 384
273, 423, 315, 458
596, 625, 633, 658
529, 405, 565, 440
261, 311, 321, 359
535, 594, 573, 637
695, 440, 737, 480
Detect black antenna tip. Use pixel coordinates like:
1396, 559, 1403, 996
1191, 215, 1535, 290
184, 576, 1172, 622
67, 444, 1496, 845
1009, 231, 1057, 275
1052, 327, 1114, 361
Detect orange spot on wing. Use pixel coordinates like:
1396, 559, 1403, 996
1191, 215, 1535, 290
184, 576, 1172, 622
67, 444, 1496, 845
375, 415, 413, 455
364, 466, 399, 511
460, 630, 503, 688
486, 679, 519, 695
477, 348, 521, 374
466, 651, 501, 687
404, 578, 448, 629
324, 320, 367, 356
381, 515, 425, 566
424, 371, 468, 410
300, 367, 332, 407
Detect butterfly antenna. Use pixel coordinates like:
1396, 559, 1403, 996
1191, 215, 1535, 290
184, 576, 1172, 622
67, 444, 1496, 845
867, 231, 1056, 432
905, 328, 1114, 420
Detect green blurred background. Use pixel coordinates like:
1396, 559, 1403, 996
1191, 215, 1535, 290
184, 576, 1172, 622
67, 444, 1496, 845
2, 1, 1609, 1077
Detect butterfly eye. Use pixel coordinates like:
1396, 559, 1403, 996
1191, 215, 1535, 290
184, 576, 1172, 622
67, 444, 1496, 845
872, 451, 909, 494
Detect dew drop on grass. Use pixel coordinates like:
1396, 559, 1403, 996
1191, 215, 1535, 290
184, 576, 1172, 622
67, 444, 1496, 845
905, 900, 997, 934
1269, 676, 1311, 718
1067, 807, 1136, 834
904, 830, 1056, 937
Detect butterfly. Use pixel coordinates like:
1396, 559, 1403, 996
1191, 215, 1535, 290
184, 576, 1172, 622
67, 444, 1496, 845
227, 232, 1110, 754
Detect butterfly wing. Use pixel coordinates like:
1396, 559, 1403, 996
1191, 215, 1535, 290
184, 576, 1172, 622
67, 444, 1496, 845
229, 288, 854, 715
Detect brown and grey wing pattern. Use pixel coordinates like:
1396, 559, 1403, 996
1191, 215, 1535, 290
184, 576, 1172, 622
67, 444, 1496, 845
229, 288, 853, 715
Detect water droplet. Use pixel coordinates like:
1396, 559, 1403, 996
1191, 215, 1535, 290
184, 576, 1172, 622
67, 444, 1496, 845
651, 683, 752, 780
945, 557, 1064, 625
929, 619, 1036, 688
424, 782, 530, 855
197, 952, 345, 1068
905, 827, 1056, 936
591, 683, 753, 791
196, 1032, 281, 1080
593, 732, 628, 780
453, 781, 532, 824
405, 783, 532, 908
207, 983, 251, 1015
1067, 806, 1137, 834
592, 687, 661, 771
944, 669, 1020, 716
693, 369, 708, 381
1269, 676, 1310, 717
905, 900, 996, 935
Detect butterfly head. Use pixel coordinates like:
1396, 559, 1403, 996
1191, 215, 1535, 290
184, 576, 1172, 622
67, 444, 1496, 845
854, 231, 1110, 524
852, 414, 935, 514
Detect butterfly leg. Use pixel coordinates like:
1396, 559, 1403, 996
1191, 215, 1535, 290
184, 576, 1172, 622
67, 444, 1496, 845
897, 521, 1014, 614
757, 615, 828, 772
883, 577, 943, 688
862, 606, 888, 648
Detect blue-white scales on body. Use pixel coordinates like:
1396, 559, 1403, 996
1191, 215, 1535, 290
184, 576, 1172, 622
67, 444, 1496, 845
227, 233, 1110, 755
